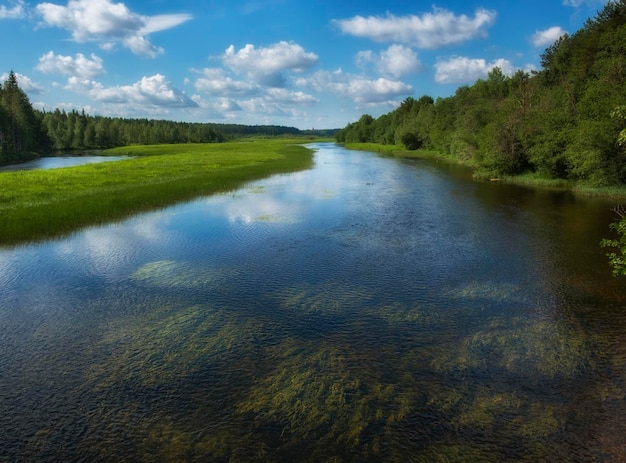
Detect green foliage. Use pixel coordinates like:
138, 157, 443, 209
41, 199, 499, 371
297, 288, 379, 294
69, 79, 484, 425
0, 72, 313, 166
0, 71, 51, 164
601, 207, 626, 276
336, 0, 626, 184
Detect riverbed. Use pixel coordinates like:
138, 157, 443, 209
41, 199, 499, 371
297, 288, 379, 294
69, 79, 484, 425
0, 142, 624, 461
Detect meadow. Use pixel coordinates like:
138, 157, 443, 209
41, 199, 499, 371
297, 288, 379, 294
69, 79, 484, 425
0, 140, 314, 245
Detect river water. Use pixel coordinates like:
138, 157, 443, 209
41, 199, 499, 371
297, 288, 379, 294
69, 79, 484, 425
1, 143, 625, 462
0, 154, 130, 171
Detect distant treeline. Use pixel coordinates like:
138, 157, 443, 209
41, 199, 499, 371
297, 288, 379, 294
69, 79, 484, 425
0, 70, 336, 166
337, 0, 626, 186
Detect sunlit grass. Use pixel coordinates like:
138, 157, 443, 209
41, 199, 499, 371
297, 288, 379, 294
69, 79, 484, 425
0, 140, 314, 245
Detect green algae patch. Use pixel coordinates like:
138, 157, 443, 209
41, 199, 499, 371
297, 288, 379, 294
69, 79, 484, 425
431, 316, 593, 379
275, 283, 373, 316
86, 304, 267, 389
235, 339, 399, 455
445, 281, 524, 303
131, 260, 236, 290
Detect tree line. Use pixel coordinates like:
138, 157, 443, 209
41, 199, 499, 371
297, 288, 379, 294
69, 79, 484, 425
337, 0, 626, 187
0, 71, 322, 166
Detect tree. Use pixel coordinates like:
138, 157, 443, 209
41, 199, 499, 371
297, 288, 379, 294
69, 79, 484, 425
0, 71, 49, 163
602, 205, 626, 276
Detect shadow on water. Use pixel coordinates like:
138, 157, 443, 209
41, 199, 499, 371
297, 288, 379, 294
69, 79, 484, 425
1, 143, 626, 461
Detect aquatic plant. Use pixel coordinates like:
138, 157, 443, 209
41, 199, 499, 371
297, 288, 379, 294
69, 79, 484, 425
86, 303, 268, 389
131, 260, 236, 290
431, 316, 592, 379
445, 281, 524, 303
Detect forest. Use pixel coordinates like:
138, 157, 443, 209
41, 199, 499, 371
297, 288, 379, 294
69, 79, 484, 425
0, 71, 328, 166
336, 0, 626, 187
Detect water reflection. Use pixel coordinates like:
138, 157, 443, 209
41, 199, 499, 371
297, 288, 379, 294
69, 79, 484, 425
0, 154, 130, 171
1, 143, 626, 461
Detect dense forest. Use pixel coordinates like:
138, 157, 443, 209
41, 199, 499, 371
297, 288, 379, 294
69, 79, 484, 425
336, 0, 626, 187
0, 71, 331, 166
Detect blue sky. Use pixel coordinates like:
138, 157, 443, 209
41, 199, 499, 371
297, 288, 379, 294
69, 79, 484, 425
0, 0, 611, 129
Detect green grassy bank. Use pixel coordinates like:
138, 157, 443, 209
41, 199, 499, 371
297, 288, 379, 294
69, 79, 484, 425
343, 142, 626, 200
0, 140, 314, 246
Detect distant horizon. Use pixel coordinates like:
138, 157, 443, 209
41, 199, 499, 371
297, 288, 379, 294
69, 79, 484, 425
0, 0, 611, 129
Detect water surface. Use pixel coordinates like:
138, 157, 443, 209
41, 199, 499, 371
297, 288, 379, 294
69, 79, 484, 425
0, 154, 130, 171
1, 143, 625, 462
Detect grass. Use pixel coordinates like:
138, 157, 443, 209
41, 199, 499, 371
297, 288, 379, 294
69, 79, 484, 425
0, 140, 314, 246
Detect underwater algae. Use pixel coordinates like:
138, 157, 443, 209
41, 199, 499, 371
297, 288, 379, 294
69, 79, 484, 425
131, 260, 237, 291
430, 316, 593, 378
34, 268, 621, 462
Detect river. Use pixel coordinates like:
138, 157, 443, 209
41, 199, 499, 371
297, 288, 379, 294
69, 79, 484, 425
1, 142, 625, 461
0, 153, 130, 171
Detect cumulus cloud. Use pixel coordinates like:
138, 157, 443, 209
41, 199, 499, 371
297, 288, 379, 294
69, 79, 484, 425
334, 7, 496, 49
35, 0, 192, 57
190, 67, 317, 121
66, 74, 197, 108
192, 68, 258, 96
0, 72, 45, 94
0, 0, 26, 19
531, 26, 567, 47
36, 51, 105, 79
191, 95, 242, 113
297, 69, 412, 106
264, 88, 318, 105
222, 41, 318, 87
357, 44, 422, 78
434, 56, 515, 84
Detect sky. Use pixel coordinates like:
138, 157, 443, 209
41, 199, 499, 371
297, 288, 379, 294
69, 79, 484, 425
0, 0, 612, 129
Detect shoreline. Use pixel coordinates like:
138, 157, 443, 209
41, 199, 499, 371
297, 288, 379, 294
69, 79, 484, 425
0, 140, 314, 246
342, 142, 626, 202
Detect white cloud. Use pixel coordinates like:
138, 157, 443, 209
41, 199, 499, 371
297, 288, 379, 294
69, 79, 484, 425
237, 98, 292, 117
1, 72, 45, 94
0, 0, 25, 19
357, 44, 422, 78
193, 68, 258, 96
191, 95, 242, 114
139, 13, 194, 35
297, 69, 413, 106
434, 56, 515, 84
562, 0, 609, 6
264, 88, 318, 105
35, 0, 192, 57
222, 41, 318, 87
334, 7, 496, 49
66, 74, 197, 108
36, 51, 105, 79
190, 68, 317, 121
531, 26, 567, 47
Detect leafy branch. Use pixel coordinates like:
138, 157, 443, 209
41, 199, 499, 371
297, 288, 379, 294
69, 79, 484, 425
601, 205, 626, 276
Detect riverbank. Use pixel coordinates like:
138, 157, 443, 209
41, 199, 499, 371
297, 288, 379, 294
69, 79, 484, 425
343, 142, 626, 201
0, 140, 314, 246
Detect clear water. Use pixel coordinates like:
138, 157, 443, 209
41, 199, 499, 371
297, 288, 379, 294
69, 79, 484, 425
1, 143, 625, 462
0, 154, 130, 171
